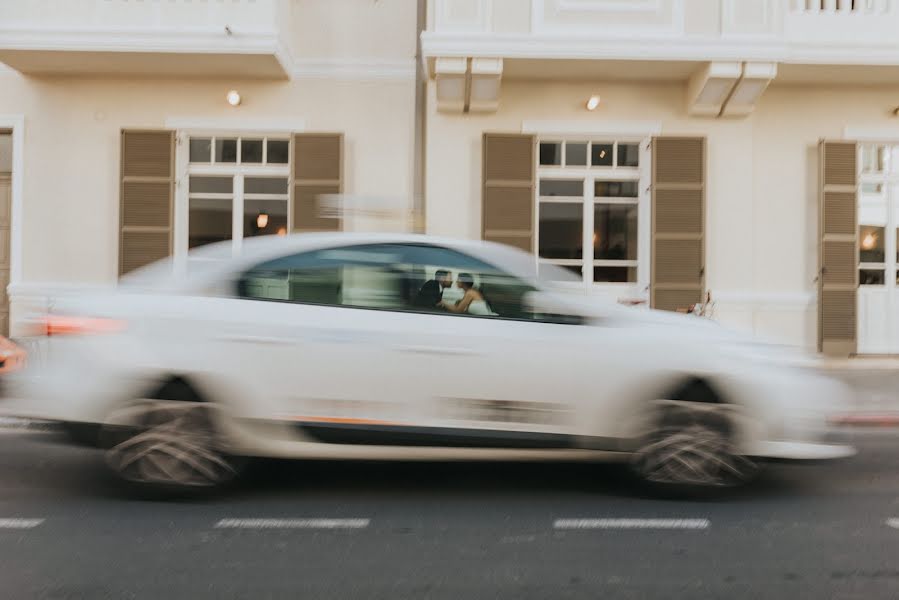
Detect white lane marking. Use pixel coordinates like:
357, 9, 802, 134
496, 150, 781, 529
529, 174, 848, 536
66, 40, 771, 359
215, 518, 370, 530
0, 518, 45, 529
554, 518, 709, 530
887, 518, 899, 529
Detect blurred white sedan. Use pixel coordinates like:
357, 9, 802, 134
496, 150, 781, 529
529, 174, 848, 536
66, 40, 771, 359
6, 233, 853, 493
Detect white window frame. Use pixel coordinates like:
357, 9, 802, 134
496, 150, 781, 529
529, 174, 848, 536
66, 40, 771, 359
174, 132, 291, 275
535, 137, 651, 300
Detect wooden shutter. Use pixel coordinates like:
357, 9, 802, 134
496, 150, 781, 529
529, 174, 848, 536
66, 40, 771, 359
651, 137, 706, 311
818, 140, 858, 357
482, 133, 535, 252
293, 133, 343, 232
119, 130, 174, 276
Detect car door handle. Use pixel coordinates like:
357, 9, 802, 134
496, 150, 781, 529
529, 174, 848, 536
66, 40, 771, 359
219, 334, 294, 346
394, 345, 478, 356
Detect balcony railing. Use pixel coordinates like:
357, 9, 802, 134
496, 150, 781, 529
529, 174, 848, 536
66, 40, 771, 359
790, 0, 894, 13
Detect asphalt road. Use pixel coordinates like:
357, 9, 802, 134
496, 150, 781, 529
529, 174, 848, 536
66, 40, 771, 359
1, 430, 898, 600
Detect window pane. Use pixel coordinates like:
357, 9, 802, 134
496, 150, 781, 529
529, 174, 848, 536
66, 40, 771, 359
237, 244, 535, 319
188, 138, 211, 163
241, 139, 263, 163
244, 199, 288, 238
591, 143, 613, 166
593, 266, 637, 283
594, 204, 637, 260
267, 139, 289, 164
539, 179, 583, 197
860, 225, 885, 262
565, 142, 587, 166
539, 142, 562, 166
189, 198, 232, 249
594, 180, 638, 198
617, 143, 640, 167
189, 176, 233, 194
245, 177, 289, 195
861, 144, 887, 173
860, 269, 885, 285
861, 182, 884, 195
215, 138, 238, 163
539, 203, 583, 259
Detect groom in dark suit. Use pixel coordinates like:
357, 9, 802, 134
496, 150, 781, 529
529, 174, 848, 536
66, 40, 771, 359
414, 269, 453, 309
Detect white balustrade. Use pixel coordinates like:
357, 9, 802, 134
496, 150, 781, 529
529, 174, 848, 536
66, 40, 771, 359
790, 0, 893, 12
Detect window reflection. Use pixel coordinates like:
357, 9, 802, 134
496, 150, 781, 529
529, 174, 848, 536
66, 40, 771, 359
594, 204, 637, 260
189, 198, 232, 249
539, 203, 583, 259
859, 225, 885, 263
244, 199, 288, 239
539, 142, 562, 166
860, 269, 885, 286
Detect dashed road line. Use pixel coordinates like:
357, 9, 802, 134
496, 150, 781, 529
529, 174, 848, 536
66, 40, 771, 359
554, 518, 709, 530
215, 518, 370, 530
887, 518, 899, 529
0, 518, 45, 529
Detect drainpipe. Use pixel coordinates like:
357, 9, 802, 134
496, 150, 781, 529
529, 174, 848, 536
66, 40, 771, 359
412, 0, 427, 233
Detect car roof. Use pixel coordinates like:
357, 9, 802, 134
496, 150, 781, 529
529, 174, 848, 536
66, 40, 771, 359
121, 232, 576, 291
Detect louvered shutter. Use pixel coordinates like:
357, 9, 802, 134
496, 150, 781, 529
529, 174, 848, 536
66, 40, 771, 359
818, 141, 858, 357
293, 133, 343, 232
482, 133, 535, 252
119, 130, 174, 276
651, 137, 706, 311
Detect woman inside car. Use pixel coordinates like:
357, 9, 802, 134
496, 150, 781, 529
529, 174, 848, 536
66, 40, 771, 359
439, 272, 493, 316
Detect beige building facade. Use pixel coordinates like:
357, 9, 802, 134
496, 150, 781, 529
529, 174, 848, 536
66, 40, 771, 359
2, 0, 899, 356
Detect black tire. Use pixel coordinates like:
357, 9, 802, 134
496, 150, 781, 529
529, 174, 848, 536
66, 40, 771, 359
630, 400, 758, 496
101, 401, 245, 497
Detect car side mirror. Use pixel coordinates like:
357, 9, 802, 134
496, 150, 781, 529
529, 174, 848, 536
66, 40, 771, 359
522, 291, 585, 325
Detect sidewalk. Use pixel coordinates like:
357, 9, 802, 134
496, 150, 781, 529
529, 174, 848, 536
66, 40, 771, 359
824, 362, 899, 426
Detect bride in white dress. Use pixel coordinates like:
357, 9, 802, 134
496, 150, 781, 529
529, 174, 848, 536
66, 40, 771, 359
439, 272, 494, 316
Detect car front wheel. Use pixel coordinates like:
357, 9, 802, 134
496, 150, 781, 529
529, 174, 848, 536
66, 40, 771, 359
630, 400, 758, 493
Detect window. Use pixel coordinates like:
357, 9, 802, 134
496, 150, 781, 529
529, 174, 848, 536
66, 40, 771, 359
188, 136, 290, 166
183, 135, 291, 262
237, 244, 540, 321
536, 137, 646, 287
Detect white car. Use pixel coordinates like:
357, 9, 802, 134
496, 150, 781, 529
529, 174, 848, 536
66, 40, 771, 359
6, 233, 853, 494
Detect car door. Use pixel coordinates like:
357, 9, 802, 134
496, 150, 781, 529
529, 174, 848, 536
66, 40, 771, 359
231, 242, 598, 448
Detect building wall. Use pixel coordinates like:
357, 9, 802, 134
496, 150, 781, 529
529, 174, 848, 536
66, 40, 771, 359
425, 78, 899, 348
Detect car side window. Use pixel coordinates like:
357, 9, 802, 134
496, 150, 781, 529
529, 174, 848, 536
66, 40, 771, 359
236, 243, 540, 321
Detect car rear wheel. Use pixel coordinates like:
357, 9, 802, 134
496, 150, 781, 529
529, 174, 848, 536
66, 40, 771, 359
101, 400, 242, 494
630, 399, 758, 493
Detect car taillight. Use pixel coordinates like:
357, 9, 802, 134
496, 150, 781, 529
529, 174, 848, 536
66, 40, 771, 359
39, 315, 126, 337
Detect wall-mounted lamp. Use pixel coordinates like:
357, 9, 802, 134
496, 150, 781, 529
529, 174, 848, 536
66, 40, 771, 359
256, 212, 269, 229
276, 227, 287, 237
586, 95, 601, 111
226, 90, 241, 106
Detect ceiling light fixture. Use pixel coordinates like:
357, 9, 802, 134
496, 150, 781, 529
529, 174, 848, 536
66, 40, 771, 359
226, 90, 241, 106
586, 95, 601, 111
862, 233, 877, 250
256, 212, 269, 229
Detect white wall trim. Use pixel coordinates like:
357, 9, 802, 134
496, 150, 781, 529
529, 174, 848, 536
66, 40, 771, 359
291, 58, 417, 81
844, 126, 899, 141
0, 27, 282, 54
164, 117, 306, 134
421, 32, 899, 65
522, 120, 662, 136
0, 115, 24, 286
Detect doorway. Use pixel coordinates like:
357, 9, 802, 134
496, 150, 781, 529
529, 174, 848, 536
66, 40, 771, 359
857, 143, 899, 354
